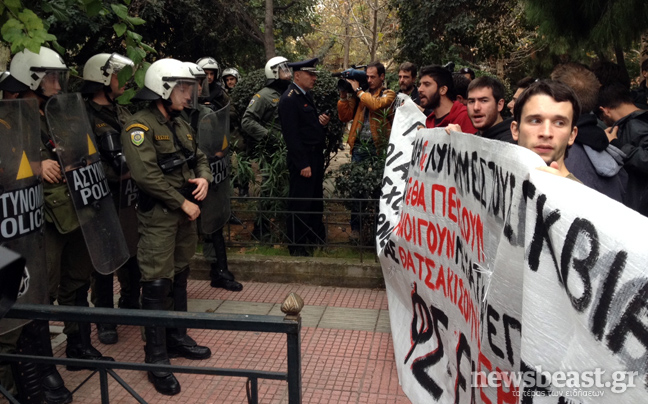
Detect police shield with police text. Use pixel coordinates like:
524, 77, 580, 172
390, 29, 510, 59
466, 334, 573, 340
44, 93, 129, 274
0, 98, 48, 335
198, 104, 231, 233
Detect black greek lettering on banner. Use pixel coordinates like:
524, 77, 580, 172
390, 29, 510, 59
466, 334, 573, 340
66, 161, 111, 207
209, 157, 230, 186
0, 182, 44, 241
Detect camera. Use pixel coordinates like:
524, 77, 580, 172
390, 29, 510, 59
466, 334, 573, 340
332, 66, 369, 93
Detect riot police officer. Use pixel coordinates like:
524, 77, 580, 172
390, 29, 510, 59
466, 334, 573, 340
121, 58, 213, 396
241, 56, 291, 153
81, 53, 142, 345
222, 67, 240, 93
183, 62, 243, 292
241, 56, 292, 237
0, 46, 112, 404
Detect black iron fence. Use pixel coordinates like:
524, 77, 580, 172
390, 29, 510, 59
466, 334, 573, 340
0, 303, 302, 404
224, 196, 380, 262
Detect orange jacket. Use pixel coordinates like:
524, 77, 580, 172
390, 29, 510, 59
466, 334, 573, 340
337, 86, 396, 152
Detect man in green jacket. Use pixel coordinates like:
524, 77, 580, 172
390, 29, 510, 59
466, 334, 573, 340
121, 58, 213, 396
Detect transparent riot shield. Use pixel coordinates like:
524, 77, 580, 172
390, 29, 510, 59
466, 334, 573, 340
0, 98, 48, 334
198, 104, 231, 234
45, 93, 128, 274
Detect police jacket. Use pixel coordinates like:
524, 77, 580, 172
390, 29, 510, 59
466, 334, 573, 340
85, 100, 131, 185
337, 85, 395, 152
278, 83, 327, 171
41, 114, 79, 234
241, 85, 282, 143
121, 104, 212, 211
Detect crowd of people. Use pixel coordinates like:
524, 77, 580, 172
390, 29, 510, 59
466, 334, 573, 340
0, 45, 647, 403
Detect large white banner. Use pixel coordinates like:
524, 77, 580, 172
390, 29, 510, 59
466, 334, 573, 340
377, 97, 648, 403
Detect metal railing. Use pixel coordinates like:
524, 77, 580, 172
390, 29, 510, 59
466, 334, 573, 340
224, 196, 379, 262
0, 303, 302, 404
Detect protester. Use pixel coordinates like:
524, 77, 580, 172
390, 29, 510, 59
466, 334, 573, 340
511, 80, 580, 181
551, 62, 627, 202
418, 65, 476, 133
597, 83, 648, 216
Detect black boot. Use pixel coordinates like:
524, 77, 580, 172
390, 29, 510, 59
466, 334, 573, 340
66, 285, 114, 371
93, 272, 118, 344
167, 269, 212, 360
209, 231, 243, 291
15, 320, 73, 404
142, 279, 180, 396
117, 256, 141, 310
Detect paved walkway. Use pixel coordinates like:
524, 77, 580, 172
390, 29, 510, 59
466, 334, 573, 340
47, 281, 409, 404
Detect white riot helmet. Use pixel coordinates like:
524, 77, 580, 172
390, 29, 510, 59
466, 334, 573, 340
222, 68, 240, 81
83, 53, 134, 85
196, 57, 220, 83
5, 47, 68, 94
264, 56, 291, 80
135, 58, 197, 101
183, 61, 209, 100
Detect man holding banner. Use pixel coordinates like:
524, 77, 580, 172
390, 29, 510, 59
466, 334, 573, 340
511, 80, 580, 180
380, 78, 648, 403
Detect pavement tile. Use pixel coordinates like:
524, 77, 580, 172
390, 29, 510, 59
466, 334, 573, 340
319, 307, 379, 331
13, 279, 410, 404
214, 301, 275, 315
376, 309, 392, 333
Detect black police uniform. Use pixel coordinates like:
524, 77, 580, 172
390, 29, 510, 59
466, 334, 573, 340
278, 59, 327, 256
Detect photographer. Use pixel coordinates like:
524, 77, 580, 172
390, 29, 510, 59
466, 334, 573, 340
337, 61, 395, 237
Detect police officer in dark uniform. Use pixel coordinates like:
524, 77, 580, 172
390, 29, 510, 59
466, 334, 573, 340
278, 58, 330, 256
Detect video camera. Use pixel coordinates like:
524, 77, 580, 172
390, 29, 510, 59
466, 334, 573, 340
332, 65, 369, 93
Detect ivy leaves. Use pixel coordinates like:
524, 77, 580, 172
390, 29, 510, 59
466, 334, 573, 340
1, 6, 55, 53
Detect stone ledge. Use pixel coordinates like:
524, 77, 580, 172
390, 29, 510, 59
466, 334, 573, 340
190, 254, 385, 289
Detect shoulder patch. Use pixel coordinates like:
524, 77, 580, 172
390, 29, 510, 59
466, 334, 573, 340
248, 98, 257, 107
130, 130, 145, 146
125, 123, 149, 132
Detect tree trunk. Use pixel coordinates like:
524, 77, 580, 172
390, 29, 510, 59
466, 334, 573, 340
370, 0, 378, 61
343, 2, 351, 69
264, 0, 276, 59
614, 42, 625, 71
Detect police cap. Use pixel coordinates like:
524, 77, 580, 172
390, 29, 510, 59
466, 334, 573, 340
288, 58, 319, 74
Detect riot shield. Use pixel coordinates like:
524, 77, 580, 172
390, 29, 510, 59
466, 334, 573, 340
198, 104, 231, 234
45, 93, 128, 274
0, 98, 48, 334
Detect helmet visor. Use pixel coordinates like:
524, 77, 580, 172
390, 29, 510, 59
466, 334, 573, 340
106, 54, 135, 88
170, 80, 198, 110
277, 62, 292, 80
39, 70, 69, 96
197, 75, 209, 98
105, 53, 134, 74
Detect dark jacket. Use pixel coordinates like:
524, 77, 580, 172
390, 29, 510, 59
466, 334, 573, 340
610, 110, 648, 215
478, 117, 515, 143
278, 83, 327, 171
564, 113, 628, 204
